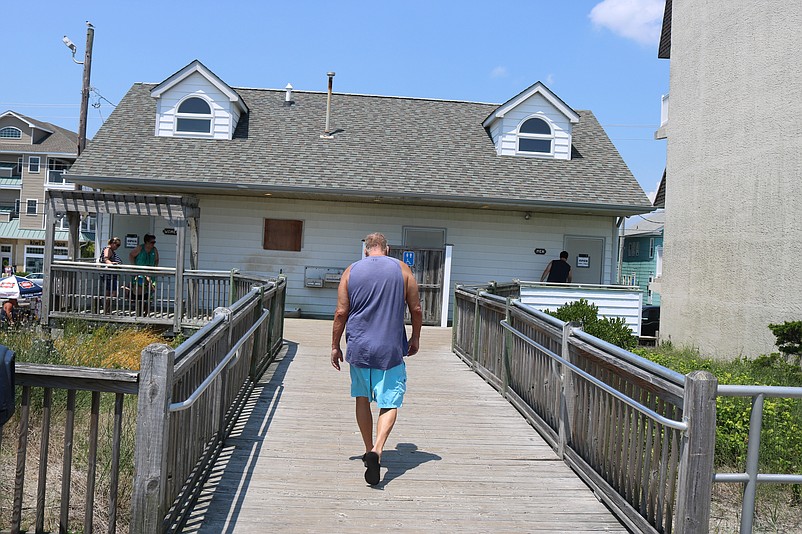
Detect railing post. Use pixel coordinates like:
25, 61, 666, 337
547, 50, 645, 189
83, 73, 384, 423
277, 276, 288, 354
228, 269, 238, 307
213, 307, 232, 433
130, 343, 175, 534
675, 370, 717, 534
472, 296, 481, 365
250, 288, 266, 380
558, 321, 579, 460
740, 393, 765, 534
501, 297, 512, 393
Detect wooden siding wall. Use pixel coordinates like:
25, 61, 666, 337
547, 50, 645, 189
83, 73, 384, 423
155, 197, 617, 319
155, 72, 235, 140
496, 93, 573, 160
18, 155, 45, 230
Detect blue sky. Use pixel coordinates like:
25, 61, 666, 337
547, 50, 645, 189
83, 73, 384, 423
3, 0, 668, 198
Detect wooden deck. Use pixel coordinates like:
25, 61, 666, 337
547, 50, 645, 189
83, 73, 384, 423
182, 318, 627, 533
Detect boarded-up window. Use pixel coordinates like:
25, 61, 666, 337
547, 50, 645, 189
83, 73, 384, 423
264, 219, 303, 251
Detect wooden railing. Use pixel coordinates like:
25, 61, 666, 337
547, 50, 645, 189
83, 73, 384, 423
1, 366, 138, 534
1, 277, 286, 533
47, 261, 275, 328
453, 286, 717, 534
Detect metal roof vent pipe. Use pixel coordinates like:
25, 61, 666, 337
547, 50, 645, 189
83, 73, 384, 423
321, 71, 335, 139
284, 83, 294, 106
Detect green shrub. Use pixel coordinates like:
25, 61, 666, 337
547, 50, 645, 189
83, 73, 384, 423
546, 299, 636, 350
768, 321, 802, 363
636, 344, 802, 477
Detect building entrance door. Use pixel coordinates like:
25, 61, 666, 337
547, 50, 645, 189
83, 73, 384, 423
563, 236, 604, 284
388, 247, 445, 326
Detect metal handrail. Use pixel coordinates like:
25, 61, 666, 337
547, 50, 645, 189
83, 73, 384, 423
713, 385, 802, 533
169, 308, 270, 412
462, 286, 686, 386
501, 320, 688, 431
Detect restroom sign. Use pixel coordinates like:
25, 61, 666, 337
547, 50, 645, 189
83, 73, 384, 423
403, 251, 415, 266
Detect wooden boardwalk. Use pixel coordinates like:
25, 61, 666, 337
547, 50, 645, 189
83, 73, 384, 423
183, 318, 627, 533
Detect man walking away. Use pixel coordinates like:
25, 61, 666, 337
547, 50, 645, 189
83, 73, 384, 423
331, 232, 422, 485
540, 250, 572, 283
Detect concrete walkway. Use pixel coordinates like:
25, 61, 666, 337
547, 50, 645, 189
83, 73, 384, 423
183, 318, 626, 533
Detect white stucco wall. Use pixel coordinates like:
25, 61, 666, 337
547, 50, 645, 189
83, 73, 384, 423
661, 2, 802, 358
152, 196, 618, 318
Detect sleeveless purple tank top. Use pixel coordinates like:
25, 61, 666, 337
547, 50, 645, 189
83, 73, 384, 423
345, 255, 408, 370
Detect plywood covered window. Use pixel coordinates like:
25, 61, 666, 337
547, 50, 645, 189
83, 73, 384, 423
264, 219, 303, 251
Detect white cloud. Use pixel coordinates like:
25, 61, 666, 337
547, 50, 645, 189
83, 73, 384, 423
589, 0, 665, 46
545, 73, 555, 86
490, 66, 508, 78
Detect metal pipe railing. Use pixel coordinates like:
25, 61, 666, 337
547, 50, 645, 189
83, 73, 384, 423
714, 384, 802, 534
170, 308, 269, 412
501, 320, 688, 431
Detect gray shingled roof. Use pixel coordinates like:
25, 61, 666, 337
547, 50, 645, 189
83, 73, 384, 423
0, 112, 78, 155
68, 84, 651, 214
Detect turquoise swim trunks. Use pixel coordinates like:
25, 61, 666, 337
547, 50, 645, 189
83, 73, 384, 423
349, 362, 407, 408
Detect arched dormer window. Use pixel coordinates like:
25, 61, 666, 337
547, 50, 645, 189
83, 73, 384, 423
175, 97, 213, 134
0, 127, 22, 139
517, 116, 553, 155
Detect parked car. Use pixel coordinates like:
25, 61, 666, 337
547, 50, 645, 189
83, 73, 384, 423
641, 305, 660, 337
26, 273, 44, 287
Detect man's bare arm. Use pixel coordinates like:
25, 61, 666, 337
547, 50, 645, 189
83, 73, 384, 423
540, 261, 552, 282
331, 266, 351, 370
402, 263, 422, 356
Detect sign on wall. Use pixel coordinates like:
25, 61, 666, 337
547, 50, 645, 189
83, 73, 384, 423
403, 251, 415, 267
576, 254, 590, 268
125, 234, 139, 248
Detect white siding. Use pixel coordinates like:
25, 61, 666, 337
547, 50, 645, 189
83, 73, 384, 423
494, 93, 573, 160
154, 72, 236, 140
519, 283, 644, 336
155, 197, 618, 319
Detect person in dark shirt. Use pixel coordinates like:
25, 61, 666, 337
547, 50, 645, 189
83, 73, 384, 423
331, 232, 422, 485
540, 250, 572, 283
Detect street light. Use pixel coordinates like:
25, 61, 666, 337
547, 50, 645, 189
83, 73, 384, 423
62, 21, 94, 156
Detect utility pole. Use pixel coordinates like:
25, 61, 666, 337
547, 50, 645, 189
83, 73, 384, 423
63, 22, 94, 155
77, 22, 94, 155
62, 22, 94, 260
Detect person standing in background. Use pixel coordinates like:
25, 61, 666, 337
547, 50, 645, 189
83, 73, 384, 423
129, 234, 159, 315
540, 250, 572, 283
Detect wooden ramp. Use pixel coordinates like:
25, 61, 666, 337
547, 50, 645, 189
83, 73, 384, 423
183, 318, 626, 533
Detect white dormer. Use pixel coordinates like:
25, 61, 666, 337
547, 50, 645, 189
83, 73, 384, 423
482, 82, 580, 160
150, 60, 248, 140
0, 111, 56, 144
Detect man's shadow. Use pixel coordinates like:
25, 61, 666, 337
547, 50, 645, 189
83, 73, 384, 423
352, 443, 441, 488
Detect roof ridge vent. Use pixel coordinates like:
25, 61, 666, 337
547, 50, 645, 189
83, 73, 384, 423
284, 83, 294, 106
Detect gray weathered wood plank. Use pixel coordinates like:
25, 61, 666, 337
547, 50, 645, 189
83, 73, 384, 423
183, 318, 627, 533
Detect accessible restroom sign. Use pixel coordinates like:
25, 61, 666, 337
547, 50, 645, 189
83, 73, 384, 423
403, 251, 415, 267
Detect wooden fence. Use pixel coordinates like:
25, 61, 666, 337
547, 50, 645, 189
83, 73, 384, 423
453, 285, 717, 534
0, 277, 286, 533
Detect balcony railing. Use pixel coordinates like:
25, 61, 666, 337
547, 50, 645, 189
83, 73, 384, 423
46, 261, 277, 329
